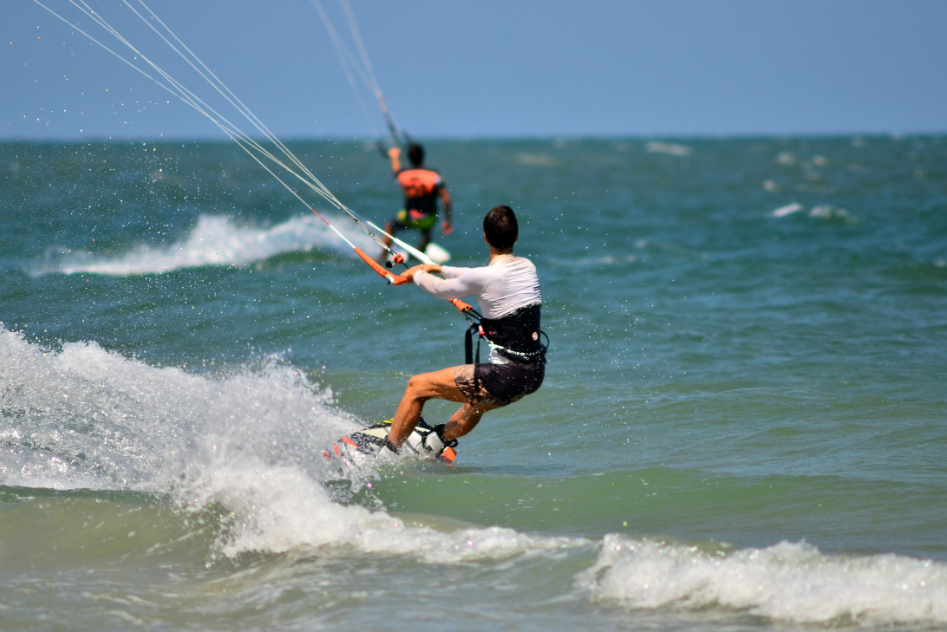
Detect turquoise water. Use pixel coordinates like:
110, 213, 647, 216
2, 136, 947, 630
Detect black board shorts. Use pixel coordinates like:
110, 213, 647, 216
454, 361, 545, 408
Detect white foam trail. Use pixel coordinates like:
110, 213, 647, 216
31, 213, 377, 276
0, 326, 586, 565
185, 454, 587, 562
578, 535, 947, 626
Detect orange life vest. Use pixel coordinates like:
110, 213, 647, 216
396, 168, 442, 215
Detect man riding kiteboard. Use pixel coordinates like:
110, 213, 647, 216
380, 143, 452, 261
385, 205, 547, 455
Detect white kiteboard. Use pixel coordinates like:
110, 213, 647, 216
392, 242, 451, 265
425, 242, 451, 264
322, 417, 457, 468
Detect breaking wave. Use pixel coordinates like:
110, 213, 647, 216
30, 213, 376, 276
579, 535, 947, 626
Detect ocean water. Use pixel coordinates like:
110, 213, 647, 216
2, 136, 946, 631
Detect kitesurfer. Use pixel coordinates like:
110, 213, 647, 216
386, 205, 545, 454
380, 143, 452, 260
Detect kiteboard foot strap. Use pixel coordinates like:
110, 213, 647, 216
433, 424, 458, 450
401, 422, 458, 462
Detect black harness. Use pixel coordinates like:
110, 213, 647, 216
464, 304, 549, 391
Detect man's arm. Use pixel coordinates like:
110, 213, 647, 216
402, 265, 486, 299
388, 147, 402, 174
402, 264, 441, 280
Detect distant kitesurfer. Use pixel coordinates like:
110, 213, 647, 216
386, 205, 546, 455
381, 143, 452, 260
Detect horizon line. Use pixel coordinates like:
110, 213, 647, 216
2, 130, 945, 144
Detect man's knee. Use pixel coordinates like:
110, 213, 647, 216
405, 374, 430, 397
406, 368, 456, 399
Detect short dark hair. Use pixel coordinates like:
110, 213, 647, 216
484, 205, 518, 250
407, 143, 424, 167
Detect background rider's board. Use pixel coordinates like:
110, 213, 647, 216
391, 242, 451, 265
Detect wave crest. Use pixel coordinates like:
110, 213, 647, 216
31, 213, 376, 276
579, 535, 947, 625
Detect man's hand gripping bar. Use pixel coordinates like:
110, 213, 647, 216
355, 248, 476, 317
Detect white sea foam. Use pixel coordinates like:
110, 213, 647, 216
578, 535, 947, 626
776, 151, 796, 166
515, 153, 557, 166
0, 324, 353, 490
184, 453, 586, 563
7, 327, 943, 598
809, 204, 849, 220
32, 213, 376, 276
770, 203, 854, 222
771, 202, 804, 217
646, 141, 692, 157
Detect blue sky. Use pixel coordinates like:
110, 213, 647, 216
2, 0, 946, 140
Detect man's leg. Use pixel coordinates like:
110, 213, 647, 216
417, 228, 432, 254
387, 366, 467, 447
440, 399, 500, 441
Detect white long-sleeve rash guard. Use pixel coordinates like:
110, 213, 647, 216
414, 254, 542, 364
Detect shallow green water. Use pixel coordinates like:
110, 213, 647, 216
2, 136, 947, 630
